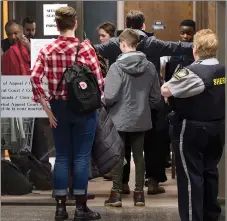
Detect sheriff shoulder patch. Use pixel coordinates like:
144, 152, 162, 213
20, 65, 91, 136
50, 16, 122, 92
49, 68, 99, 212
173, 68, 189, 80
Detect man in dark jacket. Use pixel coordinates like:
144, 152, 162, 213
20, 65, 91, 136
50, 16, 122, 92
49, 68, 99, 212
95, 10, 193, 74
95, 10, 193, 194
159, 19, 196, 172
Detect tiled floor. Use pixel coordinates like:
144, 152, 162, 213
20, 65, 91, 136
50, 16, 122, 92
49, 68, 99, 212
1, 206, 181, 221
1, 161, 225, 221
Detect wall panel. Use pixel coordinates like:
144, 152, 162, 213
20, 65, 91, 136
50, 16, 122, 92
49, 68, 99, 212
124, 1, 193, 41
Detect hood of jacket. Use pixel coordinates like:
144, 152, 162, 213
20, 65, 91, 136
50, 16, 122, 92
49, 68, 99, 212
116, 51, 150, 76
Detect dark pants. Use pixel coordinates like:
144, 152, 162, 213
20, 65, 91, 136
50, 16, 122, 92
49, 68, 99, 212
144, 107, 169, 183
171, 119, 224, 221
112, 132, 145, 191
122, 136, 132, 184
50, 100, 97, 196
32, 118, 52, 171
144, 128, 168, 182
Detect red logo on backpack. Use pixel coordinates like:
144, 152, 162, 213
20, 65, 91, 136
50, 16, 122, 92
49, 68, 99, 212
79, 82, 87, 90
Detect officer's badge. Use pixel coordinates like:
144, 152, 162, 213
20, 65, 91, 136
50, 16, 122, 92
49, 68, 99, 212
173, 68, 189, 80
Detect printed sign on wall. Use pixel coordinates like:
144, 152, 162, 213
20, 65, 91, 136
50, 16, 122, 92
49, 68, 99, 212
43, 4, 67, 36
1, 76, 49, 118
30, 39, 55, 69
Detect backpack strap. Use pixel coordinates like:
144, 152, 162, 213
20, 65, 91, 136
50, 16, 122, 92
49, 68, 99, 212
56, 43, 81, 93
75, 43, 81, 63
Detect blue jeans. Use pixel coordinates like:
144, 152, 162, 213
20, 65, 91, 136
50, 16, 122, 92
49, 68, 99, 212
50, 100, 97, 196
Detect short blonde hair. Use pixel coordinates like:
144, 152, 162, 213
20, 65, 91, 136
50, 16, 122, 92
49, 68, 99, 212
55, 6, 77, 31
119, 28, 140, 48
193, 29, 218, 58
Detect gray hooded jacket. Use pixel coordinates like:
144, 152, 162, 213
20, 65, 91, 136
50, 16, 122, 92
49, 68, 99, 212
104, 51, 161, 132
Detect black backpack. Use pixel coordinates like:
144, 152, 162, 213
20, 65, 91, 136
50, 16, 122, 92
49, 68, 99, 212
1, 159, 33, 195
9, 149, 53, 190
56, 43, 101, 114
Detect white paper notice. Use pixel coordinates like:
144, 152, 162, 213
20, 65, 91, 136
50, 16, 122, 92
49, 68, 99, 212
1, 76, 49, 118
43, 4, 67, 36
30, 38, 54, 69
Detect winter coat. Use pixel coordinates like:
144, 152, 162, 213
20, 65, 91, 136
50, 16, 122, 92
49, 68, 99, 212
89, 106, 124, 179
104, 51, 161, 132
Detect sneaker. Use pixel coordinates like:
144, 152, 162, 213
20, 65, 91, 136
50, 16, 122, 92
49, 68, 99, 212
133, 191, 145, 206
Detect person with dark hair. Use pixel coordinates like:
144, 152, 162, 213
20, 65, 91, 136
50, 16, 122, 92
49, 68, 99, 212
30, 6, 104, 221
22, 16, 36, 39
97, 22, 116, 43
1, 21, 31, 75
179, 19, 196, 42
96, 21, 116, 181
1, 20, 21, 53
161, 19, 196, 82
95, 10, 193, 195
152, 19, 196, 194
104, 28, 161, 207
125, 10, 145, 30
96, 22, 116, 74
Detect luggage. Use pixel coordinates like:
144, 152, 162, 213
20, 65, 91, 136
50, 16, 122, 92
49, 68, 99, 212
9, 149, 53, 190
1, 159, 33, 195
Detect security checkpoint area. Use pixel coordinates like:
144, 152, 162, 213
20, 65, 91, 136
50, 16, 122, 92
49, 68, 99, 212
1, 1, 227, 221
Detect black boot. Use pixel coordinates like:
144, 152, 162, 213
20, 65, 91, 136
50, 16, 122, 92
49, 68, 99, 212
74, 195, 101, 221
55, 196, 68, 221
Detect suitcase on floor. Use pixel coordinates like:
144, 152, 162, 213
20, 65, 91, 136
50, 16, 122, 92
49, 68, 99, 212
1, 159, 33, 195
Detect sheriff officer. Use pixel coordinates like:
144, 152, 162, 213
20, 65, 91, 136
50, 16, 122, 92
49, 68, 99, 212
161, 29, 225, 221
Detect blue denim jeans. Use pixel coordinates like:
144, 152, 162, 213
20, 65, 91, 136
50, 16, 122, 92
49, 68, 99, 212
50, 100, 97, 196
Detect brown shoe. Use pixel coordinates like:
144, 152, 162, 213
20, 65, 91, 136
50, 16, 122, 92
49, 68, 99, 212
133, 191, 145, 207
147, 178, 165, 195
122, 183, 130, 195
104, 190, 122, 207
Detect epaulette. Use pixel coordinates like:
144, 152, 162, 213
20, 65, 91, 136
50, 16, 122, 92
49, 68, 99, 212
173, 68, 189, 80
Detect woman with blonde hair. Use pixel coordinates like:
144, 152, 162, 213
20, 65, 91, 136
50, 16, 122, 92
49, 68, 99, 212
161, 29, 225, 221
